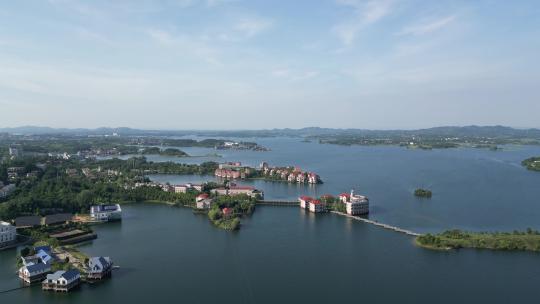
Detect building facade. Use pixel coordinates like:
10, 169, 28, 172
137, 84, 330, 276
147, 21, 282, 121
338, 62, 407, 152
0, 221, 16, 247
339, 190, 369, 215
42, 269, 81, 292
90, 204, 122, 222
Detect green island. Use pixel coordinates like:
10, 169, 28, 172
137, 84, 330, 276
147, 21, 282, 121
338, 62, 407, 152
416, 229, 540, 252
414, 188, 432, 198
522, 157, 540, 171
141, 147, 189, 157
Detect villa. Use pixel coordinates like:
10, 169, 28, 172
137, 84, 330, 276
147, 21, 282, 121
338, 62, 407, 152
339, 190, 369, 215
196, 193, 213, 209
19, 263, 52, 284
42, 269, 81, 292
308, 199, 326, 213
90, 204, 122, 222
87, 256, 113, 280
299, 196, 313, 209
0, 221, 16, 248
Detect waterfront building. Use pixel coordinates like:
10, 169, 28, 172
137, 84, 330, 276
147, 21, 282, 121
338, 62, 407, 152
19, 263, 52, 284
87, 256, 113, 280
196, 193, 213, 209
42, 269, 81, 292
219, 162, 242, 169
308, 200, 326, 213
36, 249, 54, 264
298, 196, 313, 209
90, 204, 122, 222
211, 186, 263, 199
0, 221, 16, 247
215, 168, 241, 179
339, 190, 369, 215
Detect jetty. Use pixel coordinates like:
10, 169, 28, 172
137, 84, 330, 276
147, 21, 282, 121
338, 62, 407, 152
256, 200, 298, 206
331, 211, 422, 237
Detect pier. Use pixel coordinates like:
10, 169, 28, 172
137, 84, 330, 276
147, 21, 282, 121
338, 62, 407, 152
331, 211, 422, 237
256, 200, 298, 206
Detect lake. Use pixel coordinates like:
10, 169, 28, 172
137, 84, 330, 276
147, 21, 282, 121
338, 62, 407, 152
2, 137, 540, 303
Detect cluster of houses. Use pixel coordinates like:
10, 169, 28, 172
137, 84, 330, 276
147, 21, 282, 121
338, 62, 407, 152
214, 162, 254, 179
299, 190, 370, 215
260, 162, 321, 184
18, 245, 113, 292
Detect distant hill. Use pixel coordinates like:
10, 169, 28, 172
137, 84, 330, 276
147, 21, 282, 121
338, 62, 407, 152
1, 125, 540, 139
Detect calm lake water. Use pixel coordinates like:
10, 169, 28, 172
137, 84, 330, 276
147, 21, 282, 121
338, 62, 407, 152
2, 137, 540, 303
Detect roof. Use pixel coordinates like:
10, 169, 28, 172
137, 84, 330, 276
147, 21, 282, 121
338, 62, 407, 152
90, 256, 111, 268
197, 193, 209, 198
36, 250, 53, 264
299, 196, 313, 201
61, 269, 80, 281
310, 199, 322, 205
43, 213, 72, 225
15, 216, 41, 227
339, 193, 350, 198
34, 245, 51, 253
46, 271, 65, 281
26, 263, 50, 273
222, 208, 233, 214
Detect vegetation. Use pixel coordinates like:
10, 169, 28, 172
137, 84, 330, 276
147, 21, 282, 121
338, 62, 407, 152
142, 147, 189, 157
414, 188, 432, 198
522, 157, 540, 171
206, 194, 256, 230
416, 229, 540, 252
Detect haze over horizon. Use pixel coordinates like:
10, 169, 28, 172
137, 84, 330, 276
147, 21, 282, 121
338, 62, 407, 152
1, 0, 539, 129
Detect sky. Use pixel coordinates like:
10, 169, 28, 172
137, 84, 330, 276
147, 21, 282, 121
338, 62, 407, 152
0, 0, 539, 130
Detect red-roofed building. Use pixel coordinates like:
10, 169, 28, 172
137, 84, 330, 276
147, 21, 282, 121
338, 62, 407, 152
222, 208, 233, 217
298, 196, 313, 209
308, 199, 326, 213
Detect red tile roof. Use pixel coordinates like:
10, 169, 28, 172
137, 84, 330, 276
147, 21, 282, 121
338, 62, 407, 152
197, 193, 209, 199
299, 196, 313, 201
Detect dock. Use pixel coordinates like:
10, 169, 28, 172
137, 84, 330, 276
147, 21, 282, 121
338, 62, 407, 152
256, 200, 298, 206
331, 211, 422, 237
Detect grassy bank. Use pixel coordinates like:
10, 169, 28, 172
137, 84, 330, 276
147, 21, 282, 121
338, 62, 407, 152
416, 229, 540, 252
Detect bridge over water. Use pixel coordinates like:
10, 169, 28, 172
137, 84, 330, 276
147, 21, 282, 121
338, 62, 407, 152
256, 200, 422, 237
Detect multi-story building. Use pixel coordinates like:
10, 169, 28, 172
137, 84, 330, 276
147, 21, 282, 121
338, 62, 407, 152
195, 193, 213, 209
308, 200, 326, 213
0, 221, 16, 247
90, 204, 122, 222
298, 196, 313, 209
339, 190, 369, 215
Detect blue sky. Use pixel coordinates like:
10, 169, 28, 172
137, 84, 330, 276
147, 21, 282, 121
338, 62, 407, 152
0, 0, 539, 129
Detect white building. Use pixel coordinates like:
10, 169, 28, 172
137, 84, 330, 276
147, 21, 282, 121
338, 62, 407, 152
42, 269, 81, 292
339, 190, 369, 215
88, 257, 113, 280
308, 200, 326, 213
19, 263, 52, 283
195, 194, 213, 209
90, 204, 122, 222
0, 221, 16, 247
298, 196, 313, 209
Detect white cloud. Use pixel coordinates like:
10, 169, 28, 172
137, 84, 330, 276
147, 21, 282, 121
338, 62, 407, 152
334, 0, 394, 45
145, 28, 222, 65
398, 15, 456, 36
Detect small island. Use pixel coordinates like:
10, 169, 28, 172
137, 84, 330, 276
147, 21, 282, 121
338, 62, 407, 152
416, 229, 540, 252
414, 188, 432, 198
141, 147, 189, 157
522, 157, 540, 171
